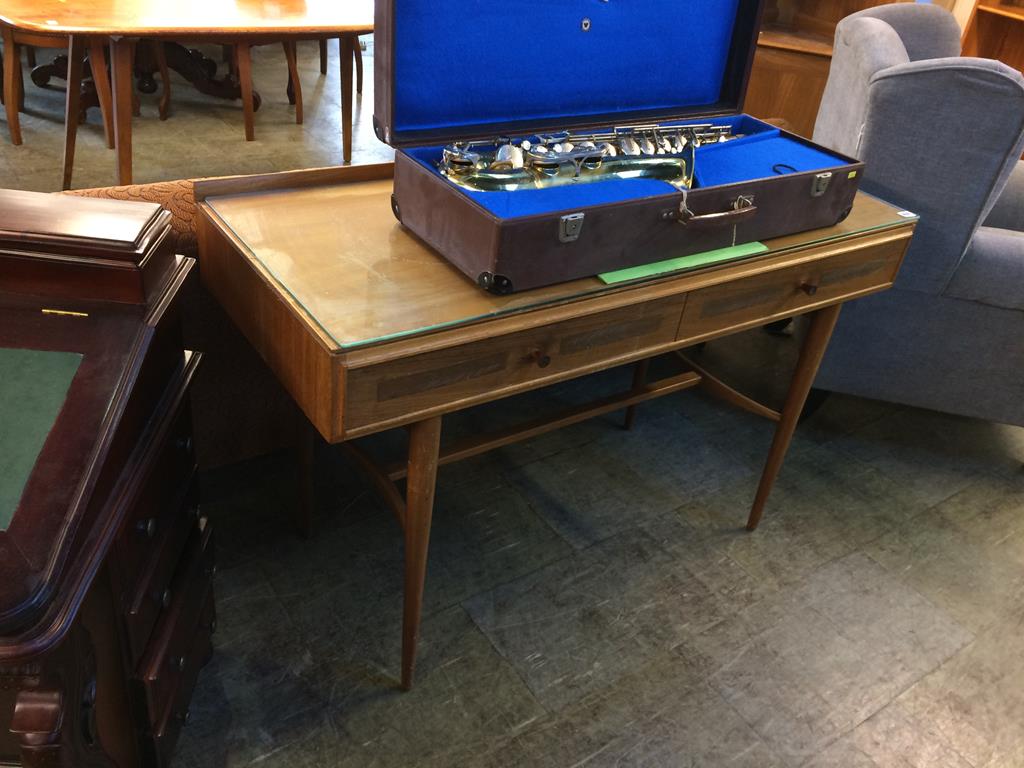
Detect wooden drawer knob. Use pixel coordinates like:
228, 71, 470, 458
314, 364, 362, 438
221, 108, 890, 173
529, 349, 552, 369
800, 281, 819, 296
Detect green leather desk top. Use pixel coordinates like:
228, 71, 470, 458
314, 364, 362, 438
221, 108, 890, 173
0, 347, 82, 530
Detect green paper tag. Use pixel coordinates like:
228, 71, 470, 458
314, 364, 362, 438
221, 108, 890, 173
598, 241, 769, 284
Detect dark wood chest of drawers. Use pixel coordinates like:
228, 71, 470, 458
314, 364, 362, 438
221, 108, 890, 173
0, 190, 214, 768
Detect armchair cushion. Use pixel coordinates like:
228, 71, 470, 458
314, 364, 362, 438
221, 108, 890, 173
848, 3, 961, 61
945, 225, 1024, 311
984, 161, 1024, 232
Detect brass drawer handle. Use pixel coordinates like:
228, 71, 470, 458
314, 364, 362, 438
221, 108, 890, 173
136, 518, 157, 538
800, 281, 819, 296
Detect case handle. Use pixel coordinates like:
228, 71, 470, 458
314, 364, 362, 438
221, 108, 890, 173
677, 194, 757, 228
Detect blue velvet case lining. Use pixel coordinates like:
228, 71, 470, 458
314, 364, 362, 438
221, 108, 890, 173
406, 115, 848, 219
392, 0, 743, 134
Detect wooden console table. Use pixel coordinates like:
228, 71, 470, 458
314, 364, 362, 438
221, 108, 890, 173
0, 0, 373, 185
196, 163, 917, 691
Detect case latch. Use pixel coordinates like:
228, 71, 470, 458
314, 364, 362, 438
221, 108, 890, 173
559, 212, 585, 243
811, 172, 832, 197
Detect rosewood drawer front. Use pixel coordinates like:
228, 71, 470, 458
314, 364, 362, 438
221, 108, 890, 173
679, 238, 905, 340
344, 295, 687, 433
149, 590, 215, 768
137, 523, 215, 740
124, 479, 201, 664
116, 402, 197, 594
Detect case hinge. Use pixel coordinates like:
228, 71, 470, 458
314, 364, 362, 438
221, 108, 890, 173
559, 212, 585, 243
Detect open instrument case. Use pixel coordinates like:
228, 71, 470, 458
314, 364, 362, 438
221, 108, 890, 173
374, 0, 863, 294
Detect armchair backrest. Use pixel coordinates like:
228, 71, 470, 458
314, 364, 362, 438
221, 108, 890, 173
813, 4, 1024, 294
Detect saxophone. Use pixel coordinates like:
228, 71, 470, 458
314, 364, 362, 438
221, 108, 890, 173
438, 123, 736, 192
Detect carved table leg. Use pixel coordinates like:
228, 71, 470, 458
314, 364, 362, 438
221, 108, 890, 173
155, 41, 171, 120
746, 303, 842, 531
10, 690, 64, 767
401, 415, 442, 690
29, 53, 67, 88
161, 42, 260, 106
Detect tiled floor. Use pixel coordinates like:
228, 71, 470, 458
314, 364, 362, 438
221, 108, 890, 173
0, 41, 392, 192
179, 328, 1024, 768
5, 41, 1024, 768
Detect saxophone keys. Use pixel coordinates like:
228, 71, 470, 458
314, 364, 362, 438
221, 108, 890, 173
619, 137, 641, 155
494, 143, 524, 170
599, 142, 617, 157
640, 137, 656, 155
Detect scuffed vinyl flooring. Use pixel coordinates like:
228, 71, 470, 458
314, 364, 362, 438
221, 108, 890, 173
180, 327, 1024, 768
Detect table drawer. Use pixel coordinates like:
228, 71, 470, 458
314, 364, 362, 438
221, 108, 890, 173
116, 400, 196, 592
344, 295, 686, 432
136, 523, 215, 736
679, 238, 905, 339
124, 479, 202, 664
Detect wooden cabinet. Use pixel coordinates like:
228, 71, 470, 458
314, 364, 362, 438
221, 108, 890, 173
963, 0, 1024, 74
745, 0, 961, 139
0, 190, 213, 768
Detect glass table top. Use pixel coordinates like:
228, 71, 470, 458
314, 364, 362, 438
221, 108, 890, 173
206, 179, 916, 351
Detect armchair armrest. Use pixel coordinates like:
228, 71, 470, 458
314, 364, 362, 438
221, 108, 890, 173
945, 225, 1024, 311
985, 161, 1024, 233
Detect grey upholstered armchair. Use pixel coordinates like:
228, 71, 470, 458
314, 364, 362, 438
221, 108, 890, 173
809, 4, 1024, 426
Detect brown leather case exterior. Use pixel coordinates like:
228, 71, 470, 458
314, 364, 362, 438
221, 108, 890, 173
392, 133, 863, 293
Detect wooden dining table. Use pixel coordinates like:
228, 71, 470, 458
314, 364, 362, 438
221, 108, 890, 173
0, 0, 374, 185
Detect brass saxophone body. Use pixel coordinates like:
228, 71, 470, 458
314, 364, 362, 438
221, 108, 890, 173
438, 123, 736, 192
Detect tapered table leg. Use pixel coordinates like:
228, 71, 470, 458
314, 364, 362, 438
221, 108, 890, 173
339, 34, 355, 164
61, 35, 85, 190
88, 38, 115, 148
110, 36, 133, 185
746, 303, 842, 531
353, 36, 363, 94
401, 415, 442, 690
623, 358, 650, 430
236, 43, 255, 141
2, 26, 22, 145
